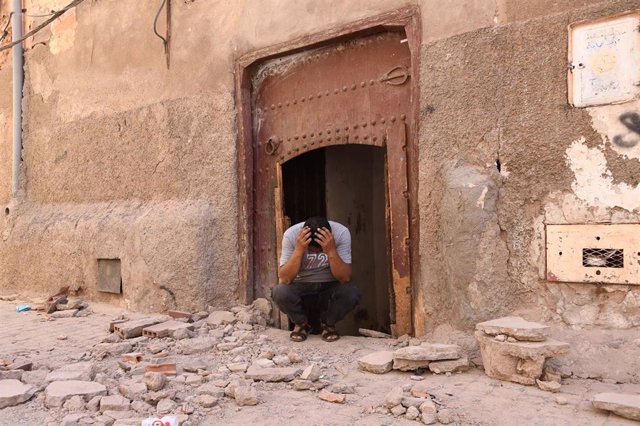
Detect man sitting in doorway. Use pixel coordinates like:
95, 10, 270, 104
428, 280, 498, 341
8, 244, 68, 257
272, 216, 361, 342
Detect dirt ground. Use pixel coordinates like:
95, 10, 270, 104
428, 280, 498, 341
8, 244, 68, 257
0, 299, 638, 426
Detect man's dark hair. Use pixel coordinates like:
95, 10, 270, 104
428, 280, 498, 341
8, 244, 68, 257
304, 216, 331, 249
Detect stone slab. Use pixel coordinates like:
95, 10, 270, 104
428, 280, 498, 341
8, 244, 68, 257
475, 331, 569, 358
0, 370, 23, 381
428, 357, 469, 374
592, 393, 640, 421
46, 362, 95, 382
245, 365, 302, 382
51, 309, 78, 318
357, 351, 394, 374
393, 358, 430, 371
0, 379, 36, 409
476, 316, 549, 341
45, 380, 107, 407
394, 343, 461, 362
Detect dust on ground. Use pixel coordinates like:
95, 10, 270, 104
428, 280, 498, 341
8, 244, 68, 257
0, 299, 638, 426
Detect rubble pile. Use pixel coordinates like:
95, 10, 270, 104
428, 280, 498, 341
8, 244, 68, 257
474, 316, 569, 390
3, 295, 638, 425
0, 297, 383, 425
372, 382, 457, 425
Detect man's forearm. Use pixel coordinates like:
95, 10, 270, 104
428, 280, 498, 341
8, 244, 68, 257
327, 252, 352, 283
278, 250, 304, 284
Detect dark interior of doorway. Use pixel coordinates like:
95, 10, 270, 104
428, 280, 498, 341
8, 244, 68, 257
281, 145, 391, 335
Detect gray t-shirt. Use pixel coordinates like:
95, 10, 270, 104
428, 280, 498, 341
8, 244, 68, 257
279, 221, 352, 283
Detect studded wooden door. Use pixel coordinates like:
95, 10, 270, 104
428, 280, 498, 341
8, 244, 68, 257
253, 31, 413, 335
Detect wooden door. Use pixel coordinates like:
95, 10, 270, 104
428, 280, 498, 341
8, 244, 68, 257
253, 31, 413, 335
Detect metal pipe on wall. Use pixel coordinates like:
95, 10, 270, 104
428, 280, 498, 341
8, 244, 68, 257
11, 0, 23, 197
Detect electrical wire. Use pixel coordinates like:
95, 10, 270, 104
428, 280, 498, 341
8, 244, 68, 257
153, 0, 170, 69
0, 13, 13, 44
0, 0, 88, 53
153, 0, 168, 48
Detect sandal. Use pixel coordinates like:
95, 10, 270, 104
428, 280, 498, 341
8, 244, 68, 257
290, 323, 310, 342
321, 324, 340, 342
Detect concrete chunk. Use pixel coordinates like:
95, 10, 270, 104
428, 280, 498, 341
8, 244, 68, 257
394, 343, 461, 362
393, 358, 430, 371
245, 365, 302, 382
300, 363, 321, 381
0, 370, 23, 381
475, 331, 569, 385
428, 357, 469, 374
476, 316, 549, 342
0, 380, 36, 409
357, 351, 394, 374
50, 309, 78, 318
45, 381, 107, 408
178, 337, 216, 355
100, 394, 131, 412
536, 379, 561, 393
318, 390, 346, 404
118, 380, 147, 400
46, 362, 95, 382
592, 393, 640, 421
234, 386, 258, 406
206, 311, 236, 326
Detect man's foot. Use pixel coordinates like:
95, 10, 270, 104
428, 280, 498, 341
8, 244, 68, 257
321, 324, 340, 342
290, 323, 310, 342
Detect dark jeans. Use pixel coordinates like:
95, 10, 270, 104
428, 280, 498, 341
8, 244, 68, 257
271, 281, 361, 326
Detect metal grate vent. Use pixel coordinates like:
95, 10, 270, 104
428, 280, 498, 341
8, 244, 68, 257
582, 248, 624, 268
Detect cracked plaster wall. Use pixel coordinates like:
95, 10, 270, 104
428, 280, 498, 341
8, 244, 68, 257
417, 0, 640, 333
0, 0, 639, 322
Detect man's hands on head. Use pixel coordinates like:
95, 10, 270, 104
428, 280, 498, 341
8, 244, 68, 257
316, 227, 352, 283
294, 227, 312, 254
279, 225, 351, 284
314, 227, 337, 255
279, 227, 311, 284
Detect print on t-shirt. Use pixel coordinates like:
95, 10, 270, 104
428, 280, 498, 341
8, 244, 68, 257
302, 252, 329, 270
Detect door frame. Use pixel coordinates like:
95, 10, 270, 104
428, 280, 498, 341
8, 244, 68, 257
234, 6, 422, 334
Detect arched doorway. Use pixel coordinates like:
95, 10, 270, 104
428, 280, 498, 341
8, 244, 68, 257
235, 9, 421, 336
